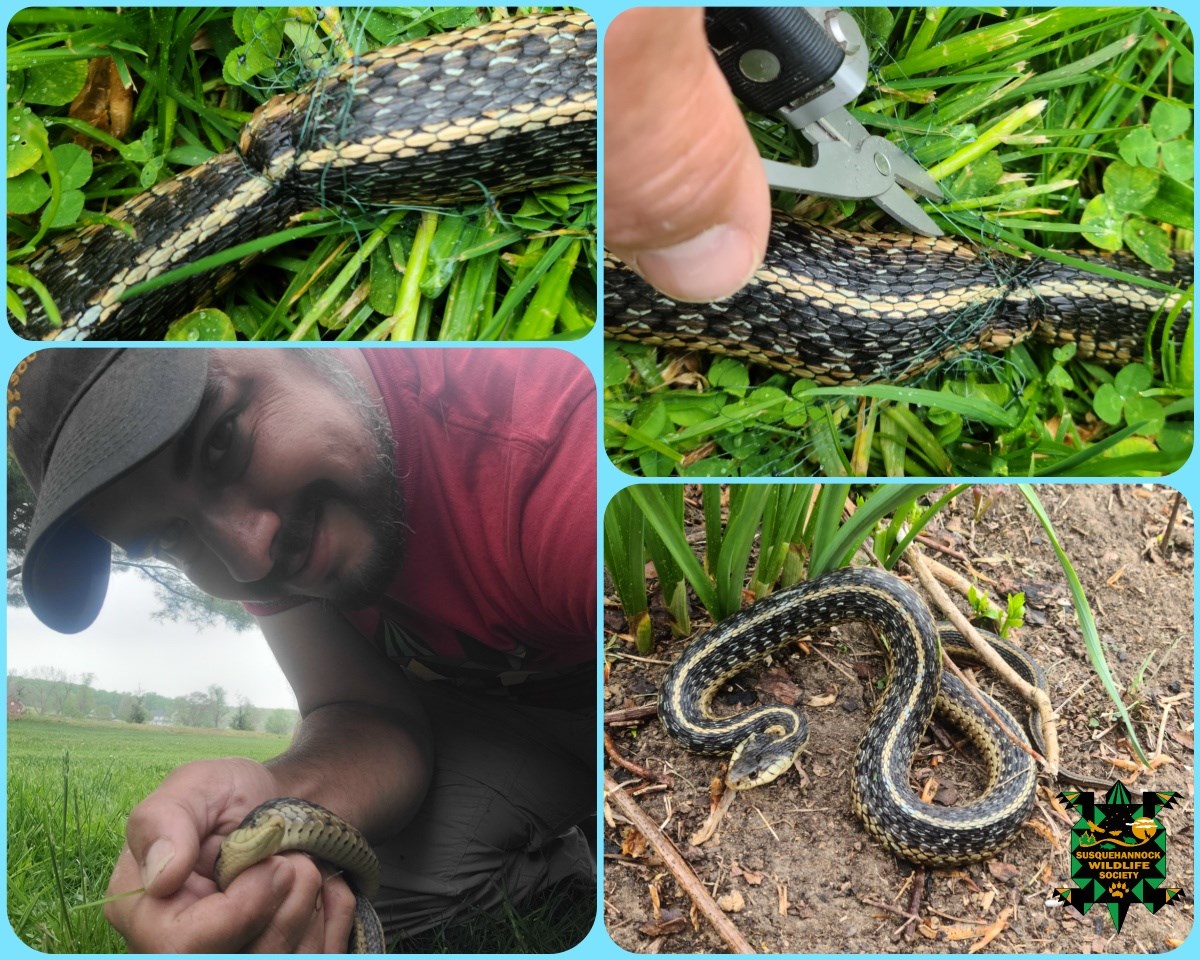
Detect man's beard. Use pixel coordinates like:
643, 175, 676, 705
279, 351, 406, 608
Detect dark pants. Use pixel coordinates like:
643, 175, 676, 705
373, 674, 595, 938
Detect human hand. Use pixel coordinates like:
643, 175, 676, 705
104, 758, 357, 953
605, 7, 770, 302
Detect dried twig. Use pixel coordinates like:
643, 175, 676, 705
605, 731, 671, 784
605, 704, 659, 725
905, 547, 1061, 775
604, 772, 756, 954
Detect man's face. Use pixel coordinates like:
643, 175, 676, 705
78, 350, 404, 607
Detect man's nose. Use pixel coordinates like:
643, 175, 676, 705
197, 502, 279, 583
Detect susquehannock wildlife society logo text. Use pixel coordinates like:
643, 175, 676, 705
1054, 781, 1183, 932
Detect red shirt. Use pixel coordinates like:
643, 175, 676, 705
248, 349, 596, 686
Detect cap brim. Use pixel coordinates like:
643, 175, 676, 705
22, 349, 210, 633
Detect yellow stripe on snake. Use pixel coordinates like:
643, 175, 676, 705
13, 13, 596, 340
606, 220, 1191, 385
215, 798, 384, 953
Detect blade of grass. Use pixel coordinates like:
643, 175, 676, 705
1018, 484, 1148, 765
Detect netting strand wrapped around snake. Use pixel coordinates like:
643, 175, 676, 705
605, 216, 1192, 385
12, 13, 596, 340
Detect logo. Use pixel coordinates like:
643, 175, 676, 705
1054, 781, 1183, 932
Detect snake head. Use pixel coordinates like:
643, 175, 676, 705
213, 808, 287, 891
726, 723, 802, 791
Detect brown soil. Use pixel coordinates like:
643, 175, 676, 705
603, 484, 1194, 954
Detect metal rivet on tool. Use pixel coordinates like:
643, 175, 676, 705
874, 151, 892, 177
739, 49, 781, 83
826, 11, 862, 56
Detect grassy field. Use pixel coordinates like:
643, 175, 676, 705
7, 715, 595, 953
7, 715, 289, 953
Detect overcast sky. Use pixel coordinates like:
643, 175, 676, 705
7, 568, 298, 711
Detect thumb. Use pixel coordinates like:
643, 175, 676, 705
124, 793, 205, 896
604, 7, 770, 302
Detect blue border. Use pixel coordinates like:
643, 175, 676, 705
2, 3, 1197, 958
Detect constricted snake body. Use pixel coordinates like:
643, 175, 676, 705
214, 797, 384, 953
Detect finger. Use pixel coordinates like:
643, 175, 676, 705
172, 857, 299, 953
240, 855, 329, 954
604, 7, 770, 302
107, 857, 290, 953
122, 792, 204, 896
123, 759, 273, 895
319, 876, 359, 953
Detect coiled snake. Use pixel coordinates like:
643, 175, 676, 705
659, 567, 1051, 865
606, 216, 1191, 385
214, 798, 384, 953
12, 13, 596, 340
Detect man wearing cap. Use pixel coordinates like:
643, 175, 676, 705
8, 347, 596, 952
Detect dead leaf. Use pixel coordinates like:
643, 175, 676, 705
638, 909, 688, 937
940, 923, 985, 942
757, 669, 802, 704
1026, 817, 1063, 850
717, 890, 745, 913
986, 860, 1020, 883
620, 826, 647, 859
731, 861, 765, 885
68, 57, 134, 148
807, 691, 837, 708
968, 906, 1013, 953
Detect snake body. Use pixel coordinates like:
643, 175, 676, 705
606, 216, 1191, 384
14, 13, 596, 340
214, 797, 384, 953
658, 567, 1039, 865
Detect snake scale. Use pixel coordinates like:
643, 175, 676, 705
214, 797, 384, 953
606, 216, 1192, 384
12, 13, 596, 340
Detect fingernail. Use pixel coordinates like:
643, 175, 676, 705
631, 224, 760, 303
142, 839, 174, 889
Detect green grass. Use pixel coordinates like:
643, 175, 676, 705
7, 716, 290, 953
395, 877, 595, 954
605, 6, 1193, 478
7, 715, 594, 954
6, 6, 596, 341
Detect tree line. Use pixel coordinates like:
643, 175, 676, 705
7, 668, 298, 736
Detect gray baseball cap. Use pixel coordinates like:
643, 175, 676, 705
8, 349, 209, 633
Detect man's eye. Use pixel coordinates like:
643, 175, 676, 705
203, 415, 237, 469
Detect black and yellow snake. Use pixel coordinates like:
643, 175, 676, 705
658, 566, 1047, 865
11, 13, 596, 340
214, 797, 384, 953
606, 218, 1192, 385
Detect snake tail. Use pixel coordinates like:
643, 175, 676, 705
15, 13, 596, 341
606, 216, 1191, 385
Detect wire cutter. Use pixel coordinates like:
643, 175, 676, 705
705, 6, 944, 236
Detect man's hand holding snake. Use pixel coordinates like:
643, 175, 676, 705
103, 758, 356, 953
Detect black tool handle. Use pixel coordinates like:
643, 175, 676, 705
704, 7, 844, 114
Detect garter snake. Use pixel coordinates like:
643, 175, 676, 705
214, 797, 384, 953
12, 12, 596, 340
606, 217, 1192, 385
658, 566, 1044, 865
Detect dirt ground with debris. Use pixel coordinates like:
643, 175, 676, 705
603, 484, 1193, 954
